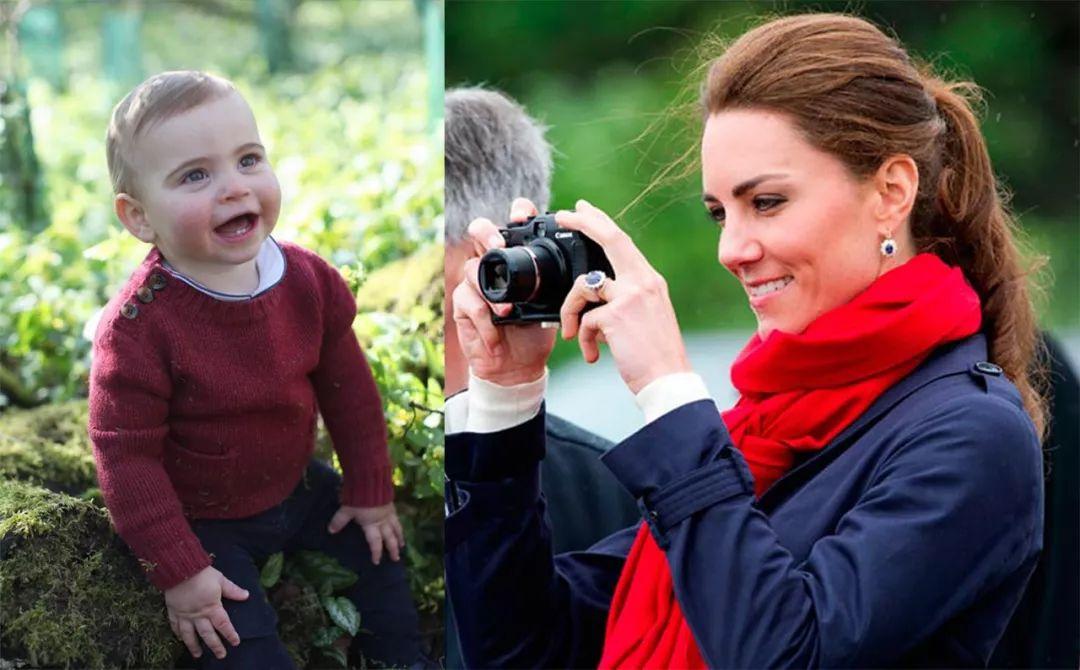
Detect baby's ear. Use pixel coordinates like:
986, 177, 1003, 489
114, 194, 155, 243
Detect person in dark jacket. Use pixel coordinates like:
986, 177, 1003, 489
447, 14, 1048, 668
443, 87, 640, 669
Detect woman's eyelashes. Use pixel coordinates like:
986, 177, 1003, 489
705, 194, 787, 227
180, 154, 263, 184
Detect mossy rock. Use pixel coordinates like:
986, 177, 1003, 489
0, 400, 97, 495
0, 479, 179, 668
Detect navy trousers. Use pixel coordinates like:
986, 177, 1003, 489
187, 459, 421, 668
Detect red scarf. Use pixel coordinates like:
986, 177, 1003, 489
597, 254, 982, 669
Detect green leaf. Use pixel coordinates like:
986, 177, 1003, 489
322, 595, 361, 636
312, 625, 344, 649
259, 552, 284, 589
319, 645, 348, 668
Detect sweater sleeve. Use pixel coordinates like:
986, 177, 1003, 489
88, 323, 211, 591
309, 260, 393, 507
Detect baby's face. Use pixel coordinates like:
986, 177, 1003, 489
124, 91, 281, 274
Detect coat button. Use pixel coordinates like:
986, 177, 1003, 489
974, 361, 1003, 376
149, 273, 167, 291
136, 286, 154, 303
120, 302, 138, 319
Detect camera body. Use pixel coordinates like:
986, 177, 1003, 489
477, 214, 614, 324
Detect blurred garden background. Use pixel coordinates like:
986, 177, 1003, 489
1, 0, 443, 667
447, 0, 1079, 441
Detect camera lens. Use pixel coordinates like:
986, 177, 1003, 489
478, 247, 541, 303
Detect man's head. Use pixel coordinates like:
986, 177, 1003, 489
106, 71, 280, 278
445, 87, 553, 248
444, 87, 553, 392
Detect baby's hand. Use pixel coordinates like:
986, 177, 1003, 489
327, 502, 405, 565
164, 565, 249, 660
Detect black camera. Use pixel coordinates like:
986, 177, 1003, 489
477, 213, 614, 324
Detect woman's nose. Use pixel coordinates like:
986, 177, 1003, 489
717, 218, 764, 271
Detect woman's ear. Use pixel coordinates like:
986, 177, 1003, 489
114, 194, 156, 243
872, 154, 919, 236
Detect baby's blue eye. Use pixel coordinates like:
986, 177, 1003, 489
239, 153, 261, 168
182, 168, 208, 184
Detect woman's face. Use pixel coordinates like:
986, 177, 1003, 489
701, 109, 893, 339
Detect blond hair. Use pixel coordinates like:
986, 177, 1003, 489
106, 70, 236, 196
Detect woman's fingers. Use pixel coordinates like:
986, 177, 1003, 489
561, 273, 616, 340
578, 310, 604, 364
454, 265, 504, 355
509, 197, 539, 222
466, 217, 505, 258
178, 618, 202, 659
195, 616, 227, 659
554, 200, 648, 277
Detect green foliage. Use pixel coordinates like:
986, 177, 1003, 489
0, 49, 441, 406
448, 0, 1079, 344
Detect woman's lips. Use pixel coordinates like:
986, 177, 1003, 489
747, 275, 794, 309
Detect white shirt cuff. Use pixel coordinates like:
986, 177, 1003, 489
444, 392, 469, 435
634, 372, 713, 424
459, 369, 547, 434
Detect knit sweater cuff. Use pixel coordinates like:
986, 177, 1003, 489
143, 536, 213, 591
340, 462, 394, 508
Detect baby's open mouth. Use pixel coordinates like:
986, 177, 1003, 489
215, 213, 257, 238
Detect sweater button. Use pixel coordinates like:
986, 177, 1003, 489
120, 302, 138, 319
136, 286, 154, 303
149, 273, 167, 291
974, 361, 1003, 376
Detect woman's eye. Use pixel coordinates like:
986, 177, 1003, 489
182, 168, 208, 184
239, 153, 261, 168
753, 195, 786, 212
706, 207, 726, 226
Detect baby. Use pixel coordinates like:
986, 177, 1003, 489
88, 71, 420, 668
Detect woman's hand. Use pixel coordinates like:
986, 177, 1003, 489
452, 198, 557, 386
557, 199, 693, 394
164, 565, 248, 660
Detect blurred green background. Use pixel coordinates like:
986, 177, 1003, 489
447, 0, 1079, 368
1, 1, 443, 667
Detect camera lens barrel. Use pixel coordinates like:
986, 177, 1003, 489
478, 239, 566, 305
479, 247, 541, 303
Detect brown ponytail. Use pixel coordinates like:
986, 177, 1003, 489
918, 77, 1048, 437
699, 13, 1048, 437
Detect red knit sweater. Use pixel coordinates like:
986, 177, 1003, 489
88, 241, 392, 590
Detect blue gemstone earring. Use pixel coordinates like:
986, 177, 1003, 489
880, 237, 898, 257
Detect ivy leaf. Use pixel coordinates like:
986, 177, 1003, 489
259, 552, 284, 589
322, 595, 361, 636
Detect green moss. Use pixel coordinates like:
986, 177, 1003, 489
0, 400, 96, 495
0, 479, 179, 668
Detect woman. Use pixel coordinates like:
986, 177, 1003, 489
446, 13, 1045, 668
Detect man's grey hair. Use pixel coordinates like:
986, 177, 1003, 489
445, 87, 552, 245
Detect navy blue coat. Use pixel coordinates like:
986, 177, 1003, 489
445, 334, 1044, 668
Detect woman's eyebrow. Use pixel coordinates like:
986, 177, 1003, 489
732, 173, 789, 197
704, 173, 791, 203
